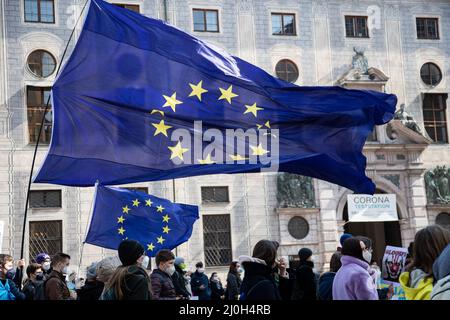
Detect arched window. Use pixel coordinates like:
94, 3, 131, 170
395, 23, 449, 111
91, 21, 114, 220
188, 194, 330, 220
275, 59, 299, 83
27, 50, 56, 78
420, 62, 442, 86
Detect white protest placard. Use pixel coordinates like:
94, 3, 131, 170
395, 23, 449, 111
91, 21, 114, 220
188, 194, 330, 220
347, 194, 397, 222
381, 245, 408, 285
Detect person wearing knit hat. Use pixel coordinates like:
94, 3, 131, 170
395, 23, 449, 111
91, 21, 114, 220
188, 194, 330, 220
36, 253, 52, 275
291, 247, 317, 300
77, 262, 104, 300
100, 240, 151, 300
340, 233, 353, 247
118, 239, 145, 266
172, 257, 190, 299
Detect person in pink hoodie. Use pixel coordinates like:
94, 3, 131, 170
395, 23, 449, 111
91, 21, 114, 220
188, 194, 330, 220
332, 237, 379, 300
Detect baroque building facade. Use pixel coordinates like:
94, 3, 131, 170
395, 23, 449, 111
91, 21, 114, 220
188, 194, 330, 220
0, 0, 449, 276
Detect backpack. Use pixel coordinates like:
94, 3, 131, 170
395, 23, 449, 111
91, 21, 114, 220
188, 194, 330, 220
34, 275, 59, 300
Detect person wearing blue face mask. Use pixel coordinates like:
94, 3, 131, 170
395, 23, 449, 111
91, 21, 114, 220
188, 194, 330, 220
22, 263, 44, 300
0, 254, 25, 300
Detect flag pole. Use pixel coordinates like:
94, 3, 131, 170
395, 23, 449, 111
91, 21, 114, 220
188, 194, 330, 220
77, 180, 99, 275
172, 179, 178, 256
19, 0, 90, 260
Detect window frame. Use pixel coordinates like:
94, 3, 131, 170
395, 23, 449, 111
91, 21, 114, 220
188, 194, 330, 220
201, 186, 230, 204
29, 190, 62, 209
192, 8, 220, 33
416, 17, 439, 40
344, 15, 369, 38
422, 93, 448, 144
28, 220, 63, 263
26, 86, 53, 145
26, 49, 57, 78
420, 62, 442, 87
202, 214, 232, 267
112, 3, 141, 13
271, 12, 297, 36
24, 0, 55, 24
275, 59, 299, 83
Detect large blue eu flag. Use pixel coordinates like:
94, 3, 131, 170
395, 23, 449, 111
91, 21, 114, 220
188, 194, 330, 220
33, 0, 397, 194
85, 185, 199, 255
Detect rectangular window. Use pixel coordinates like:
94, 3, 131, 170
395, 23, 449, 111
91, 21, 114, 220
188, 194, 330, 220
203, 214, 232, 266
345, 16, 369, 38
193, 9, 219, 32
24, 0, 55, 23
29, 190, 62, 208
423, 93, 448, 143
27, 86, 52, 144
29, 220, 62, 263
271, 13, 296, 35
112, 3, 140, 13
201, 186, 229, 203
416, 18, 439, 39
123, 187, 149, 194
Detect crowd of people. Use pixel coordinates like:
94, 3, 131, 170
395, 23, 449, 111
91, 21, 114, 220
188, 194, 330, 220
1, 224, 449, 300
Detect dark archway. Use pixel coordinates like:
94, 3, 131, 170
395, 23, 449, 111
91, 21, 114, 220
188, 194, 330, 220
342, 189, 402, 265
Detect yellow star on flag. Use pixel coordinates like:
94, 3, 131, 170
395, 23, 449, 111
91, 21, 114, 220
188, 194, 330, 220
157, 236, 165, 244
218, 85, 238, 104
162, 92, 182, 112
168, 141, 189, 161
117, 216, 125, 224
122, 205, 130, 214
150, 109, 165, 117
265, 121, 271, 128
152, 120, 172, 137
244, 102, 263, 117
230, 154, 249, 161
162, 214, 170, 223
156, 205, 165, 213
132, 199, 140, 207
198, 153, 215, 165
145, 199, 153, 207
163, 225, 171, 234
118, 227, 125, 235
256, 124, 263, 130
147, 243, 155, 251
189, 80, 208, 101
250, 143, 269, 156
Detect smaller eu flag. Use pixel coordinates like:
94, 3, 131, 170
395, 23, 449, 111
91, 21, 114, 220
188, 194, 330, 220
85, 185, 199, 256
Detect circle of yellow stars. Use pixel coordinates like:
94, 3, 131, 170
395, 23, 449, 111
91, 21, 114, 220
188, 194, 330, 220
117, 197, 172, 253
148, 81, 275, 164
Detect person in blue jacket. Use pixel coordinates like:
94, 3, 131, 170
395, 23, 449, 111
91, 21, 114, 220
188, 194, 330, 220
190, 262, 211, 300
0, 254, 25, 300
318, 251, 342, 300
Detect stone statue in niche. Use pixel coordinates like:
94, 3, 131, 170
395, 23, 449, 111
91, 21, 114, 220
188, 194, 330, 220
394, 103, 425, 135
277, 173, 316, 208
352, 46, 369, 74
425, 166, 450, 204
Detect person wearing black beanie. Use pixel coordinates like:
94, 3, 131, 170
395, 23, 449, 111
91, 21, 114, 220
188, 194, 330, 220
291, 247, 317, 300
100, 240, 152, 300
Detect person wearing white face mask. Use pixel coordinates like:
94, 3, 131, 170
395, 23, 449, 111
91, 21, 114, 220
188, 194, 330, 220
44, 252, 76, 300
150, 249, 179, 300
332, 238, 378, 300
36, 253, 52, 278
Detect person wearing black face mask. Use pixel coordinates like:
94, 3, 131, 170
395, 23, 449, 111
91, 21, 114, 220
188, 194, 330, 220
22, 263, 44, 300
291, 248, 317, 300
